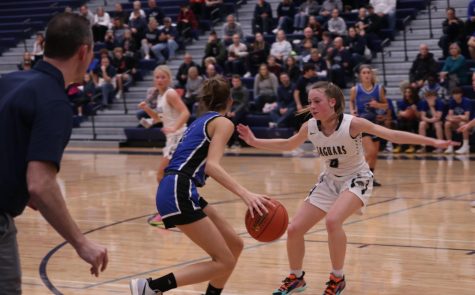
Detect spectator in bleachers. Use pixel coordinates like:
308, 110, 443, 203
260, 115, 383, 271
444, 87, 471, 153
205, 63, 220, 79
204, 56, 224, 74
298, 27, 319, 51
253, 64, 279, 112
141, 18, 161, 61
147, 0, 165, 25
294, 63, 317, 111
121, 29, 139, 60
204, 31, 227, 67
270, 30, 293, 63
467, 0, 475, 35
92, 7, 111, 42
157, 17, 179, 61
409, 43, 439, 89
275, 0, 296, 34
304, 48, 328, 80
468, 33, 475, 60
307, 15, 323, 39
112, 3, 128, 25
392, 87, 419, 153
177, 53, 200, 88
327, 8, 347, 37
298, 39, 315, 62
417, 90, 445, 153
284, 55, 301, 84
440, 43, 469, 92
355, 6, 369, 31
346, 26, 366, 67
362, 5, 383, 56
319, 0, 343, 24
129, 8, 148, 46
228, 75, 249, 147
64, 6, 73, 13
370, 0, 396, 32
439, 7, 465, 58
222, 15, 243, 45
269, 72, 296, 128
129, 1, 146, 21
93, 56, 117, 108
419, 75, 445, 100
317, 31, 333, 58
184, 66, 203, 113
177, 4, 199, 41
112, 17, 127, 44
32, 33, 45, 61
252, 0, 273, 34
226, 34, 248, 76
79, 4, 94, 25
190, 0, 205, 19
248, 32, 270, 75
267, 55, 283, 77
293, 0, 319, 32
111, 47, 136, 99
18, 52, 34, 71
103, 30, 116, 51
327, 36, 351, 88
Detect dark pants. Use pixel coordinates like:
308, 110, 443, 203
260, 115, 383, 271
0, 212, 21, 295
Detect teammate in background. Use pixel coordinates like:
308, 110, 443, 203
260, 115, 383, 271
130, 78, 272, 295
237, 81, 456, 295
138, 65, 190, 226
349, 65, 388, 186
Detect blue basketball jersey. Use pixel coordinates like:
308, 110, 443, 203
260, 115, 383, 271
165, 112, 221, 187
355, 83, 381, 122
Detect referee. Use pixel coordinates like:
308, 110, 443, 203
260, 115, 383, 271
0, 13, 108, 294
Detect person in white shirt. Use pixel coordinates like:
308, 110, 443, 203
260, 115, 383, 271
370, 0, 396, 31
270, 30, 293, 62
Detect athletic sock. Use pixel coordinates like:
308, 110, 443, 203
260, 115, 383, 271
290, 269, 303, 278
205, 283, 223, 295
148, 273, 177, 292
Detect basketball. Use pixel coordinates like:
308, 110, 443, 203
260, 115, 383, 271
245, 199, 289, 242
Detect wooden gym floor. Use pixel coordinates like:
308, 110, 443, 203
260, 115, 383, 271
17, 147, 475, 294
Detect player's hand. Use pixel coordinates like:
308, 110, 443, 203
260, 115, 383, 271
433, 139, 460, 149
368, 99, 379, 108
457, 124, 471, 133
237, 124, 256, 145
138, 101, 147, 109
244, 193, 274, 218
75, 239, 108, 277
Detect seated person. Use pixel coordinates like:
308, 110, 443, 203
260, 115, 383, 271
444, 87, 471, 154
417, 90, 445, 153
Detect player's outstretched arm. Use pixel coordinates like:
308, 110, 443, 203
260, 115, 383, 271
27, 161, 108, 277
237, 122, 308, 152
205, 117, 273, 218
352, 117, 459, 149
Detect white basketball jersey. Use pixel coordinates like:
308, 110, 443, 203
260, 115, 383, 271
308, 114, 368, 176
156, 88, 185, 130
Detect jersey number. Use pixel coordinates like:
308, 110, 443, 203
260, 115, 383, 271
329, 159, 339, 168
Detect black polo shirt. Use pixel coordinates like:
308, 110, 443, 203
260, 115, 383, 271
0, 60, 72, 217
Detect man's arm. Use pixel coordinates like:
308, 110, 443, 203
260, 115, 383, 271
27, 161, 108, 277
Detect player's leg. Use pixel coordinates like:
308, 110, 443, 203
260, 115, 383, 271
202, 204, 244, 294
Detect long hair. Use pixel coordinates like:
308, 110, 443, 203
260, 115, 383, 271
198, 77, 231, 113
297, 81, 345, 116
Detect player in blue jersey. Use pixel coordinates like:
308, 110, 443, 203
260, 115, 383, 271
349, 65, 388, 186
130, 77, 272, 295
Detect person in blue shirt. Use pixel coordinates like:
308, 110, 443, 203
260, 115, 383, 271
0, 13, 108, 294
417, 90, 445, 153
130, 77, 272, 295
392, 87, 419, 153
444, 87, 471, 153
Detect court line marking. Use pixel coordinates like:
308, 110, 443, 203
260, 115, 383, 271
38, 191, 474, 293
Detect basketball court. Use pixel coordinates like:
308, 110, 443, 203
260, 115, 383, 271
18, 147, 475, 294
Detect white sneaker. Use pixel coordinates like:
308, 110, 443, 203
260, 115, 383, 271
244, 72, 251, 78
272, 28, 278, 34
444, 146, 454, 154
139, 118, 154, 129
455, 145, 469, 154
268, 122, 277, 128
115, 90, 123, 100
130, 278, 160, 295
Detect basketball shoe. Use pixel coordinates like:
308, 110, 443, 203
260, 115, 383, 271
130, 278, 161, 295
148, 213, 165, 228
322, 273, 346, 295
273, 272, 307, 295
